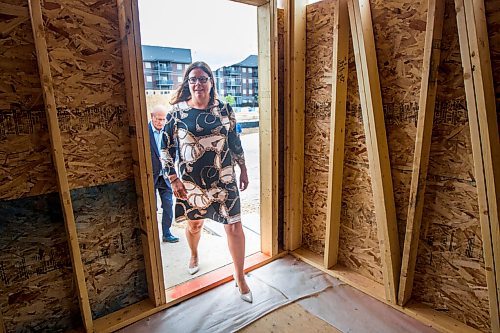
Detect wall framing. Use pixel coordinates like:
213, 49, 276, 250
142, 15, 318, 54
0, 0, 279, 331
288, 0, 500, 332
28, 0, 93, 329
283, 0, 306, 252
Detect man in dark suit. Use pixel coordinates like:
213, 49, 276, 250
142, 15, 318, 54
149, 105, 179, 243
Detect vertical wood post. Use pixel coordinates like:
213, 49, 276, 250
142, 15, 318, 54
455, 0, 500, 330
284, 0, 307, 251
324, 0, 349, 269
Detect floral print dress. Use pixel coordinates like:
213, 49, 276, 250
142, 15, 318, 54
161, 100, 245, 224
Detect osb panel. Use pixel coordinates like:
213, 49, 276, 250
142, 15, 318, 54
371, 0, 427, 251
304, 0, 383, 283
0, 194, 80, 332
415, 176, 490, 331
413, 1, 490, 331
72, 181, 148, 319
0, 0, 57, 200
303, 0, 336, 254
41, 0, 133, 189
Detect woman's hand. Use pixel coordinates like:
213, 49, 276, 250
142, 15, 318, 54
239, 166, 249, 191
171, 178, 188, 200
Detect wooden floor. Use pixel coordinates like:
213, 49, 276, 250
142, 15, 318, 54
239, 303, 341, 333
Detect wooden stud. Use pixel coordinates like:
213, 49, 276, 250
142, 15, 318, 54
455, 0, 500, 330
398, 0, 445, 306
258, 0, 279, 256
27, 0, 93, 330
464, 0, 500, 318
292, 248, 482, 333
116, 0, 166, 306
324, 0, 349, 269
284, 0, 306, 251
347, 0, 401, 303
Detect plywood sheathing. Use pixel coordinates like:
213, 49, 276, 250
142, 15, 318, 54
412, 1, 491, 331
41, 0, 133, 189
303, 0, 493, 330
36, 0, 149, 321
370, 0, 427, 252
0, 194, 80, 332
303, 0, 383, 283
72, 181, 148, 319
0, 0, 57, 200
303, 0, 337, 255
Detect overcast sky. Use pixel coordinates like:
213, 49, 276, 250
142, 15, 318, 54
138, 0, 258, 70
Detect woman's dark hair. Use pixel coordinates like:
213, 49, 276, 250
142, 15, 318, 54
170, 61, 218, 106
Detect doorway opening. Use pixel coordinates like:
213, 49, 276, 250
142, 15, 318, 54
137, 0, 276, 301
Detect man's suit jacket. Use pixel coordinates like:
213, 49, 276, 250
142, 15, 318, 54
149, 122, 171, 190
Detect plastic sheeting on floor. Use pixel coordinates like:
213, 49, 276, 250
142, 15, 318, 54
119, 255, 438, 333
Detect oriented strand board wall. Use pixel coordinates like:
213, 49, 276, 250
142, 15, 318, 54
0, 1, 79, 331
303, 0, 336, 255
1, 0, 149, 329
0, 196, 81, 332
0, 0, 56, 199
412, 1, 490, 331
303, 0, 493, 330
39, 0, 148, 320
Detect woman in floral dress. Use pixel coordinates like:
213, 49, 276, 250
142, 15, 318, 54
161, 61, 252, 302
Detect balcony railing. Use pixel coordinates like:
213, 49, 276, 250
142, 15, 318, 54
224, 68, 240, 76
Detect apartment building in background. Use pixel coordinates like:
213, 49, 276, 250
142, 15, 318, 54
214, 55, 258, 108
142, 45, 192, 95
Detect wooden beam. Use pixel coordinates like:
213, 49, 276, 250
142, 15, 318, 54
116, 0, 166, 307
398, 0, 445, 306
292, 247, 481, 333
27, 0, 93, 330
284, 0, 306, 251
455, 0, 500, 330
324, 0, 349, 269
346, 0, 401, 303
258, 0, 279, 256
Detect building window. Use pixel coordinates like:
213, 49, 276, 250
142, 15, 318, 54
146, 76, 153, 82
249, 89, 253, 95
177, 63, 183, 70
242, 68, 247, 73
243, 78, 247, 84
177, 76, 183, 83
248, 68, 253, 74
145, 62, 151, 69
249, 79, 253, 84
243, 89, 247, 95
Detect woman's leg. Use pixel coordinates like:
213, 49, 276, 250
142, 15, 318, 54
186, 219, 204, 268
224, 222, 250, 294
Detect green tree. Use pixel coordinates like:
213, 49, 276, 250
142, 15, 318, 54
224, 94, 236, 106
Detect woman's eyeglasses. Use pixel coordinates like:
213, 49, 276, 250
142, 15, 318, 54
188, 76, 210, 84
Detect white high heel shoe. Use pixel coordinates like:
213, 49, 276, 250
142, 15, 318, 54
233, 275, 253, 303
188, 257, 199, 275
